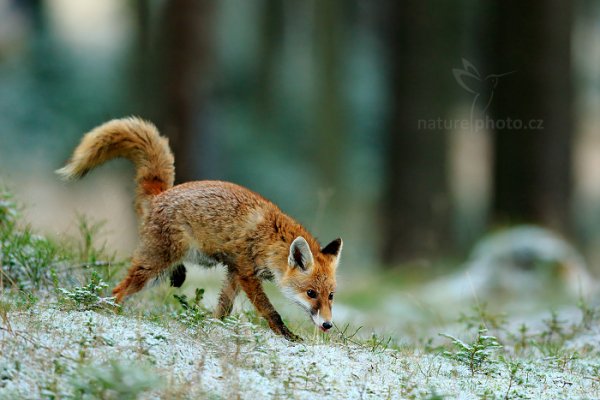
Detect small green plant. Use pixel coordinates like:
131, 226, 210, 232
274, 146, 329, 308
555, 350, 579, 372
576, 294, 597, 331
423, 390, 446, 400
0, 188, 124, 292
0, 291, 38, 320
501, 358, 523, 399
458, 302, 507, 331
330, 323, 363, 346
76, 215, 108, 263
365, 332, 393, 353
513, 323, 530, 354
173, 288, 207, 327
0, 225, 67, 290
58, 271, 118, 311
14, 290, 39, 310
541, 311, 566, 341
71, 359, 161, 400
440, 327, 502, 376
534, 310, 573, 356
0, 188, 71, 290
0, 187, 19, 226
0, 298, 13, 333
74, 215, 121, 283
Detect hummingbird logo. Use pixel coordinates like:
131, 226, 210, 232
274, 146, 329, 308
453, 58, 514, 122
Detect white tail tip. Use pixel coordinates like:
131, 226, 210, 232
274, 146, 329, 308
55, 165, 78, 181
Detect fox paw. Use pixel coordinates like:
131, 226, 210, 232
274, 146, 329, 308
282, 329, 303, 343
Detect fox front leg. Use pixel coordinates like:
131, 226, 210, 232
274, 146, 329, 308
237, 273, 302, 342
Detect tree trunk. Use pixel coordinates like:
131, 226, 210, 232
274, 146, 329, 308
314, 0, 345, 189
130, 0, 213, 183
487, 0, 573, 232
380, 1, 458, 264
160, 0, 213, 183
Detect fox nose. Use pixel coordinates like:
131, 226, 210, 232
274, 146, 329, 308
322, 321, 333, 330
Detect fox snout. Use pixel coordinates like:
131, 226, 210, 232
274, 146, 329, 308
311, 311, 333, 332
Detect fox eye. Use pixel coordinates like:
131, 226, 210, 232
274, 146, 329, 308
307, 289, 317, 299
328, 292, 334, 300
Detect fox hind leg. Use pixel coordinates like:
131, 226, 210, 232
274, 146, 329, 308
215, 270, 240, 318
113, 251, 182, 303
113, 261, 158, 303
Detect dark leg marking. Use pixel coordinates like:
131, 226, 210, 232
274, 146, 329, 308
170, 264, 187, 288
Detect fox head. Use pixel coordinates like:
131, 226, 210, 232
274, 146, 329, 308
279, 236, 343, 332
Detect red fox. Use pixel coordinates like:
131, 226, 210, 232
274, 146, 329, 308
56, 117, 342, 341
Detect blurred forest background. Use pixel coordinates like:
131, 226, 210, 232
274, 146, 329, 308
1, 0, 600, 278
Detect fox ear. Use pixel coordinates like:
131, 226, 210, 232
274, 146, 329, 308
288, 236, 314, 271
321, 238, 343, 257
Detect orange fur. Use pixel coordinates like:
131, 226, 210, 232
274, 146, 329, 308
57, 117, 343, 341
56, 117, 174, 217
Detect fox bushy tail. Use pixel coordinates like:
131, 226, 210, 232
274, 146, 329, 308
56, 117, 175, 217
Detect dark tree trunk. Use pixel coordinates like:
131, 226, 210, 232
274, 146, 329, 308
314, 0, 345, 189
130, 0, 153, 117
160, 0, 213, 183
380, 1, 459, 264
487, 0, 573, 232
130, 0, 213, 183
256, 0, 283, 119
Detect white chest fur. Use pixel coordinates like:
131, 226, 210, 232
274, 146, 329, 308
182, 248, 221, 269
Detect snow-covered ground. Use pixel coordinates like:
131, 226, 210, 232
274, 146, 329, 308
2, 198, 599, 400
1, 304, 599, 399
